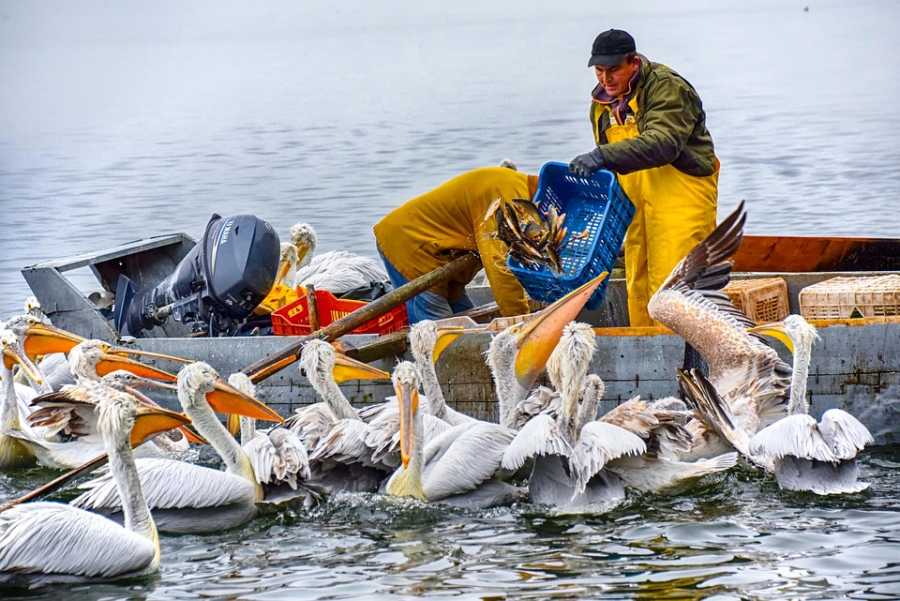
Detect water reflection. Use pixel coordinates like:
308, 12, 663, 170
1, 447, 898, 600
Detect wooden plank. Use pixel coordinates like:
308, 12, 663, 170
734, 235, 900, 273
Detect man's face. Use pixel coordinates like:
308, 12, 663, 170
594, 56, 640, 98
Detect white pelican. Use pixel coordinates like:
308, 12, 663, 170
743, 315, 873, 494
0, 391, 190, 585
385, 362, 521, 508
284, 340, 393, 451
502, 370, 645, 512
487, 273, 608, 429
292, 340, 443, 493
70, 362, 283, 534
14, 340, 186, 469
1, 330, 49, 469
647, 202, 792, 461
227, 372, 316, 505
555, 323, 738, 492
286, 222, 390, 295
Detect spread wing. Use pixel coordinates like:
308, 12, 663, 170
284, 402, 337, 449
749, 414, 835, 462
648, 202, 791, 420
72, 458, 255, 511
571, 422, 646, 495
501, 413, 570, 472
243, 433, 277, 485
0, 502, 155, 578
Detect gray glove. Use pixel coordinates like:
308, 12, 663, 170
569, 148, 605, 177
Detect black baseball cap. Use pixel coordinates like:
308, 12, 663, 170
588, 29, 636, 67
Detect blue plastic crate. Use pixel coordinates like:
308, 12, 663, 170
507, 161, 635, 310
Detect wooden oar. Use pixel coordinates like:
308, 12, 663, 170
0, 453, 110, 512
243, 253, 481, 383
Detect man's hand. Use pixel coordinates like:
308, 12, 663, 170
569, 148, 605, 177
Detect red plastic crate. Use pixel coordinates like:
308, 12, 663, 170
271, 289, 408, 336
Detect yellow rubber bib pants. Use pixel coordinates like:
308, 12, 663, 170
600, 104, 719, 326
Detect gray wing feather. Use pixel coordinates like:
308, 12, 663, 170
0, 502, 154, 578
72, 458, 255, 510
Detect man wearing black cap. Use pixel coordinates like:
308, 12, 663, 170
570, 29, 719, 328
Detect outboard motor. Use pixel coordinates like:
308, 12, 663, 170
115, 213, 280, 337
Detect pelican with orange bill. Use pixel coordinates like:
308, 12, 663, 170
69, 362, 285, 534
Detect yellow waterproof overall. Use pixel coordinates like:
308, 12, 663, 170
597, 99, 719, 326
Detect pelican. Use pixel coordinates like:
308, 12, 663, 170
502, 369, 645, 512
70, 362, 283, 533
385, 362, 521, 508
1, 330, 49, 469
292, 340, 445, 493
487, 273, 608, 429
284, 222, 390, 294
0, 391, 190, 585
227, 372, 316, 505
14, 340, 185, 469
545, 323, 738, 493
742, 315, 873, 494
647, 202, 792, 461
284, 340, 393, 450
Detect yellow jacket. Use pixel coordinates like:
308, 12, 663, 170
374, 167, 538, 316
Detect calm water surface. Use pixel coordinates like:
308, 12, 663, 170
1, 1, 900, 314
2, 2, 900, 599
1, 446, 899, 600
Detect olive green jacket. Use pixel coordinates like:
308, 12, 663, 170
589, 57, 717, 176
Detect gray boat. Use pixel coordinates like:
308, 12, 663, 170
21, 230, 900, 445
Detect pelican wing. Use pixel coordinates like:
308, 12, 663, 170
571, 422, 646, 495
366, 405, 451, 466
749, 414, 835, 462
508, 386, 560, 430
268, 427, 311, 484
422, 422, 515, 501
501, 413, 570, 472
284, 402, 336, 449
648, 203, 791, 419
310, 419, 391, 470
601, 397, 692, 459
818, 409, 873, 460
72, 458, 255, 511
0, 502, 155, 579
243, 433, 277, 485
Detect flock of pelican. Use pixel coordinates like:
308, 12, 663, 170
0, 203, 875, 584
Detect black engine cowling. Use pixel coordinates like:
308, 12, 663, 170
116, 213, 280, 337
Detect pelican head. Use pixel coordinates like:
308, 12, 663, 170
301, 339, 389, 384
228, 372, 256, 397
289, 222, 318, 263
488, 272, 607, 390
98, 390, 191, 449
274, 242, 299, 286
1, 328, 44, 385
177, 362, 282, 423
748, 314, 819, 355
68, 339, 179, 382
392, 361, 421, 470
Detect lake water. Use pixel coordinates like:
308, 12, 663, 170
1, 447, 899, 600
1, 2, 900, 599
1, 1, 900, 316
